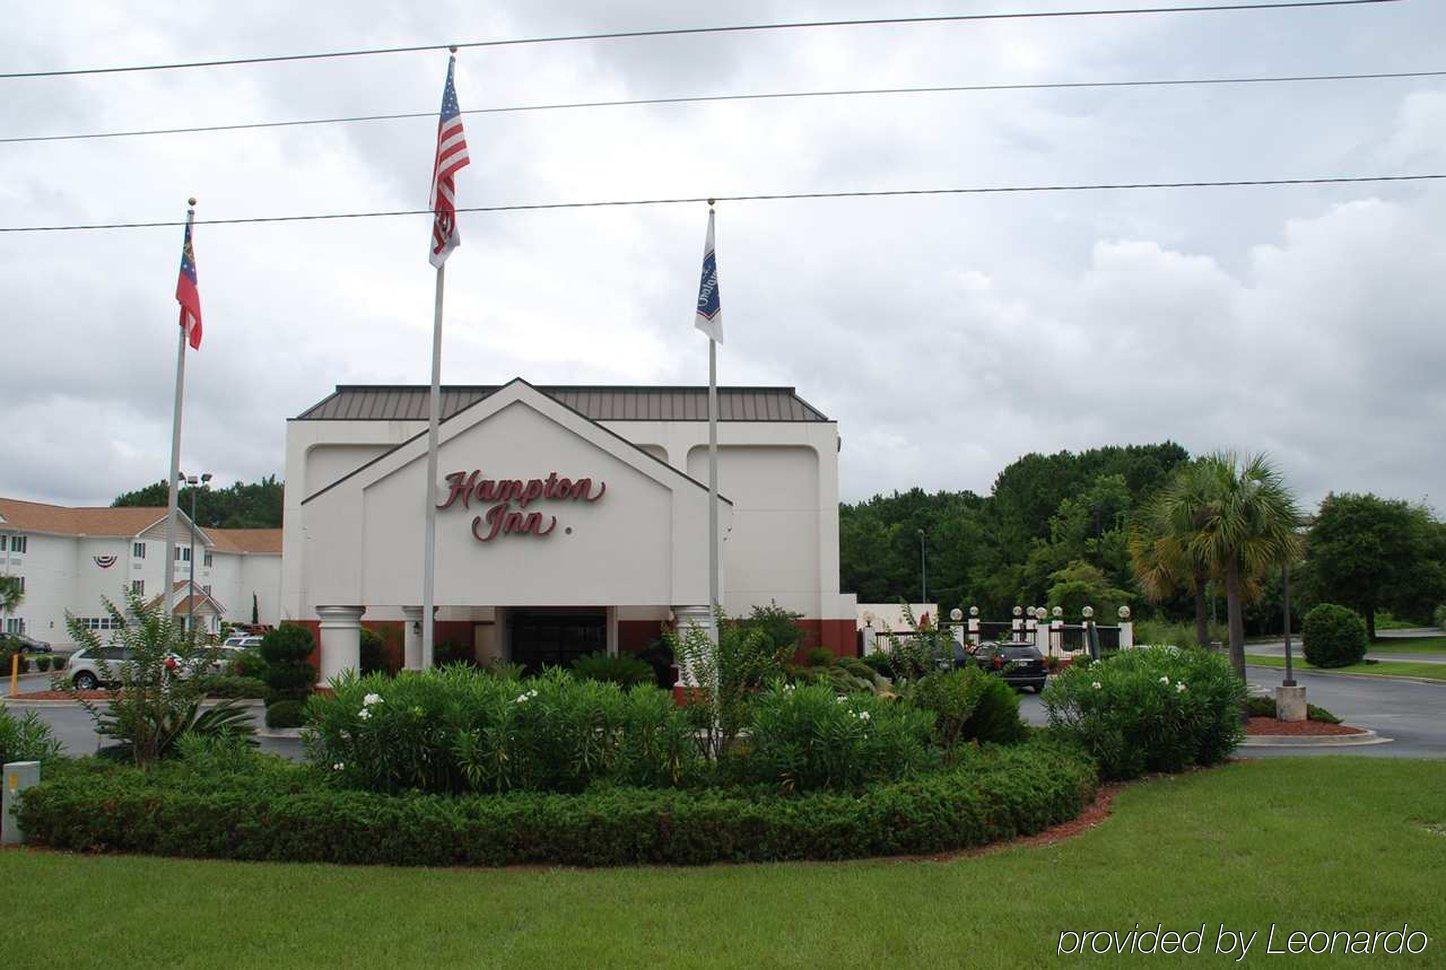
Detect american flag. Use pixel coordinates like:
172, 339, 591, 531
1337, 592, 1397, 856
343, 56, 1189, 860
429, 57, 470, 268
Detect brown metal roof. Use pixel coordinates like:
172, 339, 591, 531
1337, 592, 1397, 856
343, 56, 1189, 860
294, 384, 830, 423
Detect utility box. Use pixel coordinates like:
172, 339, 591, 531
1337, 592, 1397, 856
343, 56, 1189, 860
2, 761, 40, 844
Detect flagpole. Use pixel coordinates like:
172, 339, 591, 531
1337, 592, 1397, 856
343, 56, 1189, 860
705, 201, 721, 718
162, 198, 195, 618
421, 262, 444, 669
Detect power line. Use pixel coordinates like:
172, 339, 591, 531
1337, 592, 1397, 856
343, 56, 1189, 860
0, 1, 1400, 80
3, 174, 1439, 233
6, 67, 1442, 145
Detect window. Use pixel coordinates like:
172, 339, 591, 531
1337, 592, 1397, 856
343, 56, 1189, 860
12, 576, 23, 593
78, 616, 123, 632
8, 536, 26, 554
0, 535, 6, 551
174, 546, 191, 562
133, 541, 146, 559
4, 618, 23, 634
131, 579, 145, 596
203, 550, 213, 567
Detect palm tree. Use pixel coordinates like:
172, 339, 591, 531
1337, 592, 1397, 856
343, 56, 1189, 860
1177, 453, 1302, 681
0, 575, 22, 616
1128, 485, 1212, 649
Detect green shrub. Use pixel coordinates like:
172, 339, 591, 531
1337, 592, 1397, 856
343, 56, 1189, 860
305, 666, 703, 794
229, 648, 266, 679
50, 654, 66, 672
18, 740, 1095, 866
860, 652, 893, 677
728, 682, 935, 792
802, 646, 836, 667
359, 628, 387, 676
259, 624, 316, 701
197, 675, 269, 699
481, 659, 525, 680
962, 675, 1028, 745
736, 601, 807, 658
0, 707, 62, 764
1301, 604, 1368, 668
1244, 695, 1341, 724
908, 668, 992, 749
1132, 617, 1226, 649
34, 654, 52, 672
569, 651, 655, 688
435, 641, 475, 666
264, 699, 306, 729
1435, 604, 1446, 631
1043, 646, 1245, 781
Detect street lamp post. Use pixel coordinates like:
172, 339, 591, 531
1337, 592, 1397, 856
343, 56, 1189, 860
1282, 560, 1295, 688
183, 472, 212, 643
917, 529, 927, 605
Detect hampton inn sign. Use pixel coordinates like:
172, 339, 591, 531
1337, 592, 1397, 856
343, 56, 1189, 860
437, 469, 607, 541
282, 379, 858, 681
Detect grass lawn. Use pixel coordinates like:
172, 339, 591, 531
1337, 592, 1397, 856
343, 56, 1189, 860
1372, 635, 1446, 656
1247, 654, 1446, 682
3, 758, 1444, 968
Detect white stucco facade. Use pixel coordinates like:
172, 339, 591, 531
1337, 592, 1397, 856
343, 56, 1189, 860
282, 379, 857, 676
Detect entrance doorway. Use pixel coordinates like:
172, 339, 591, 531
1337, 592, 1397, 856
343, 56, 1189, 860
509, 608, 606, 673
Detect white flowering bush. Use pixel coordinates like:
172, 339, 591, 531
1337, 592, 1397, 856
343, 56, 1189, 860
305, 666, 702, 794
731, 681, 936, 792
1042, 646, 1244, 780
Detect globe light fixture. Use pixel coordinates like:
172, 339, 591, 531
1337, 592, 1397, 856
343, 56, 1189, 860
1012, 606, 1023, 617
968, 606, 980, 617
1051, 606, 1063, 618
949, 608, 963, 622
1082, 605, 1095, 620
1118, 605, 1132, 620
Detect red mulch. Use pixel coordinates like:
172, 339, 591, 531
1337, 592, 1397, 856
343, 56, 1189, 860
7, 690, 110, 701
1245, 716, 1366, 737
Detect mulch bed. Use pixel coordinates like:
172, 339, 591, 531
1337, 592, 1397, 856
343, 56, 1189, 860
7, 690, 110, 702
1245, 716, 1366, 737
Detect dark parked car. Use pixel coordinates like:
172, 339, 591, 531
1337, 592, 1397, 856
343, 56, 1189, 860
970, 640, 1048, 693
0, 631, 52, 654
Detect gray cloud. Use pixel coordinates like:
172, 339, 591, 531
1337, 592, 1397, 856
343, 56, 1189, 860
2, 0, 1443, 514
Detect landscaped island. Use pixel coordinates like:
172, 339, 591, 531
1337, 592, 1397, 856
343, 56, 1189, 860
8, 599, 1247, 867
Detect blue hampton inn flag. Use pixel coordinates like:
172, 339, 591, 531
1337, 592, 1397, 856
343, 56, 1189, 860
694, 208, 722, 343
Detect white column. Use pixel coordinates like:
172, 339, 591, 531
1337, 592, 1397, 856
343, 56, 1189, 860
1120, 620, 1134, 650
967, 612, 980, 646
672, 604, 714, 690
401, 606, 424, 670
316, 605, 365, 683
1050, 619, 1064, 657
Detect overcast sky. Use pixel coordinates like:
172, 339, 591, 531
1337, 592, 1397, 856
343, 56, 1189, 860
3, 0, 1443, 512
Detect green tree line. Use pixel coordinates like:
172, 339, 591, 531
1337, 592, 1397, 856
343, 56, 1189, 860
842, 444, 1446, 642
112, 476, 284, 529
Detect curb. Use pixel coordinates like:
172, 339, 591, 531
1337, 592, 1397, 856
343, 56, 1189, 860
254, 727, 304, 740
1241, 728, 1390, 748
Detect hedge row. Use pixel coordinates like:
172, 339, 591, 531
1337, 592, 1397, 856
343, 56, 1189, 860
18, 740, 1096, 867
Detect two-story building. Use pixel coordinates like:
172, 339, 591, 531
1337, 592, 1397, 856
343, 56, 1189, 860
0, 498, 281, 646
283, 379, 858, 679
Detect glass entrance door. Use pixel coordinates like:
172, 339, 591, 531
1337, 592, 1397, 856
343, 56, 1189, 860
508, 609, 606, 673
